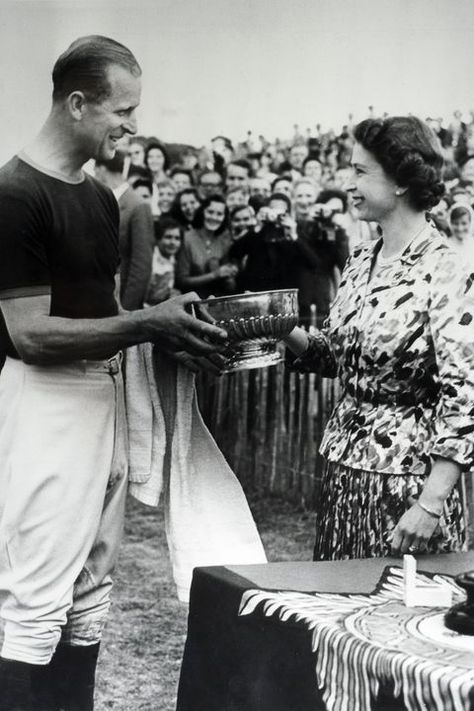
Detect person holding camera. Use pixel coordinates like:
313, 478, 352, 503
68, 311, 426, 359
228, 193, 319, 294
297, 188, 350, 326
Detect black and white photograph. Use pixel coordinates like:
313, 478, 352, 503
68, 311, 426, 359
1, 1, 474, 709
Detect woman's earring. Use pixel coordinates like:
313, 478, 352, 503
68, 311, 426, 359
395, 189, 402, 196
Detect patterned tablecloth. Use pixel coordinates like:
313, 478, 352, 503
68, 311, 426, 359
239, 566, 474, 711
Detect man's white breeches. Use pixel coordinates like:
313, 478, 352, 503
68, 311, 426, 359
0, 356, 128, 664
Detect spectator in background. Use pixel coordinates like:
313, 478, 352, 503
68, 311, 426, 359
181, 147, 199, 172
132, 177, 153, 204
287, 142, 309, 180
256, 151, 278, 182
230, 204, 256, 240
170, 188, 202, 230
249, 176, 271, 201
448, 204, 474, 261
145, 141, 169, 219
211, 135, 234, 173
128, 136, 147, 167
292, 178, 318, 221
169, 166, 194, 193
127, 163, 152, 186
225, 159, 251, 192
144, 217, 183, 306
302, 156, 323, 188
156, 178, 176, 217
198, 169, 224, 200
297, 188, 350, 325
271, 175, 293, 198
95, 151, 154, 311
450, 185, 472, 206
430, 196, 451, 237
226, 187, 249, 210
176, 194, 237, 298
145, 140, 169, 184
228, 192, 319, 296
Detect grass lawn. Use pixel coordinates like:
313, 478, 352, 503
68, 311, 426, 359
95, 493, 315, 710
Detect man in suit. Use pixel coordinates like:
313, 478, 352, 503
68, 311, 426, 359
95, 151, 154, 309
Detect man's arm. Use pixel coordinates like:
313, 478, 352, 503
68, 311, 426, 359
0, 293, 227, 365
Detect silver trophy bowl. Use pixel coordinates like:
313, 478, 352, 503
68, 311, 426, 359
193, 289, 299, 372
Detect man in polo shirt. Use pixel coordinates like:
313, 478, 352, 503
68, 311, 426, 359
0, 35, 226, 711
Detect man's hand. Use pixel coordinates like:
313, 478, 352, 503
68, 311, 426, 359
145, 292, 228, 356
280, 215, 298, 241
170, 350, 227, 375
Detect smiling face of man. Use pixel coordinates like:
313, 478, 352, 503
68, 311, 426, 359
78, 63, 141, 162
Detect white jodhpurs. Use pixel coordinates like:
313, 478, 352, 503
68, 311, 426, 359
0, 355, 128, 664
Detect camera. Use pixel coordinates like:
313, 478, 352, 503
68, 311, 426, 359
259, 207, 285, 224
311, 204, 339, 224
257, 207, 287, 242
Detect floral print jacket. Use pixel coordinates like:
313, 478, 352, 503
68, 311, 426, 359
289, 225, 474, 475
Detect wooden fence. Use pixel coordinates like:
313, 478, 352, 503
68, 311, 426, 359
195, 357, 339, 508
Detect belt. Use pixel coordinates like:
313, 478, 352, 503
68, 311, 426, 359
354, 388, 437, 408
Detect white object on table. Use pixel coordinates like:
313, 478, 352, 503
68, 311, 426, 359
403, 554, 453, 607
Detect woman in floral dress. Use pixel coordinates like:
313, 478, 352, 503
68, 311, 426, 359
284, 116, 474, 561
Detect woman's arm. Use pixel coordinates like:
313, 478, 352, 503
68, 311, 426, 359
284, 326, 338, 378
391, 457, 462, 555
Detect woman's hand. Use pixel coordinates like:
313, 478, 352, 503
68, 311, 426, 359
282, 325, 309, 356
390, 500, 440, 555
391, 458, 461, 556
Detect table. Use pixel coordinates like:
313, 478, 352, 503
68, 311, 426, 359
176, 553, 474, 711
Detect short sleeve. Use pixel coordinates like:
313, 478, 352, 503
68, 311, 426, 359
0, 181, 51, 298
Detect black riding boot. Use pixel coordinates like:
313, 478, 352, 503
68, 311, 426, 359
49, 643, 100, 711
0, 657, 57, 711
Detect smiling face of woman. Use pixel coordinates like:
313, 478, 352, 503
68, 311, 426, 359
180, 193, 200, 222
347, 142, 399, 223
147, 147, 166, 174
203, 200, 226, 232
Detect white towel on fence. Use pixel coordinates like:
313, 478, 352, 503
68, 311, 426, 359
125, 344, 267, 602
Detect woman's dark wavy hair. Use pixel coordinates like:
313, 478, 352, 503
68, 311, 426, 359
144, 141, 170, 172
353, 116, 445, 211
170, 188, 202, 226
192, 194, 229, 236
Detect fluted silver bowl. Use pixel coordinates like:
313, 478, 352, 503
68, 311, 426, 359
193, 289, 299, 372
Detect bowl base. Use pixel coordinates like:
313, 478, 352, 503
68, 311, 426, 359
222, 340, 283, 372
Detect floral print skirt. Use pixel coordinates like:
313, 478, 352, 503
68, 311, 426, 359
313, 460, 467, 561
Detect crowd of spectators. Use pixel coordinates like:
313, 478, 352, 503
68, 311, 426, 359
117, 109, 474, 324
